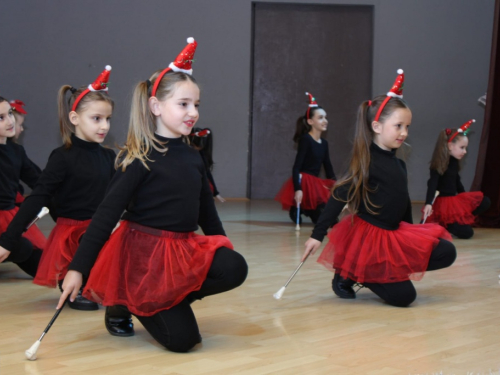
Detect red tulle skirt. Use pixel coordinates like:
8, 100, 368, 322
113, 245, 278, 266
0, 207, 46, 251
34, 218, 90, 287
425, 192, 484, 226
15, 192, 25, 205
275, 173, 335, 210
84, 221, 233, 317
317, 215, 452, 284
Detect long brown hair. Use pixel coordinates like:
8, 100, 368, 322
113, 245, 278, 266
57, 86, 114, 148
429, 128, 464, 174
333, 95, 410, 215
116, 71, 198, 171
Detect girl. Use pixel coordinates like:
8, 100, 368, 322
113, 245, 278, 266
301, 70, 456, 307
0, 96, 45, 276
275, 92, 336, 224
190, 127, 225, 202
423, 121, 491, 239
9, 100, 43, 206
0, 66, 115, 311
58, 38, 248, 352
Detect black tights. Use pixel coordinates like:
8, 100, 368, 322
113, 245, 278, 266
446, 196, 491, 239
362, 238, 456, 307
4, 237, 42, 278
134, 247, 248, 352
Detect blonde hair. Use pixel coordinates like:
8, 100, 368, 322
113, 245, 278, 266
57, 85, 114, 148
116, 71, 198, 171
429, 128, 464, 175
333, 95, 410, 215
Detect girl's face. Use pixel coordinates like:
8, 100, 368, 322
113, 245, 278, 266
69, 100, 112, 143
13, 112, 25, 141
0, 101, 16, 144
372, 108, 412, 150
150, 80, 200, 138
448, 136, 468, 159
307, 108, 328, 132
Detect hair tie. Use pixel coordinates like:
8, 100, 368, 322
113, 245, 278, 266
445, 128, 452, 136
69, 86, 77, 94
368, 100, 372, 106
146, 79, 152, 89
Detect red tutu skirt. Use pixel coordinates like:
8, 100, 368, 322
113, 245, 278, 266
34, 218, 90, 287
317, 215, 452, 283
275, 173, 335, 210
425, 192, 484, 226
0, 207, 46, 251
15, 192, 25, 205
84, 221, 233, 316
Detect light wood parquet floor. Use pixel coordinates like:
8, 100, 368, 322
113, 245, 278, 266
1, 199, 499, 375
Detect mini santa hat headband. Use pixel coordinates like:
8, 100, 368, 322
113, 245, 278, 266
10, 100, 27, 115
447, 119, 475, 143
370, 69, 405, 122
191, 128, 210, 137
305, 92, 319, 120
71, 65, 112, 112
150, 37, 197, 97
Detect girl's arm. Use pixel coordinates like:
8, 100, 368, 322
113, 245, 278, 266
310, 184, 349, 242
322, 141, 336, 180
0, 150, 67, 252
198, 170, 225, 236
425, 169, 440, 205
292, 136, 310, 191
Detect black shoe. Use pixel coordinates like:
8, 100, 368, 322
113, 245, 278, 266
67, 289, 99, 311
332, 273, 356, 299
105, 305, 135, 337
289, 207, 302, 224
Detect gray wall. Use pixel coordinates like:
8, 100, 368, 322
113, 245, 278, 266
0, 0, 494, 200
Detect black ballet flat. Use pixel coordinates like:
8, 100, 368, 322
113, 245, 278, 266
332, 273, 357, 299
105, 306, 135, 337
67, 289, 99, 311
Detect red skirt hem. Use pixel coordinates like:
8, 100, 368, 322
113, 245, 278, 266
275, 173, 335, 210
425, 192, 483, 226
317, 215, 452, 284
33, 218, 91, 287
0, 208, 46, 251
83, 221, 233, 317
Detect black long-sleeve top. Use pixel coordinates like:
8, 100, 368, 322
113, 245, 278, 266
425, 157, 465, 205
69, 135, 226, 276
18, 156, 42, 196
0, 140, 41, 210
199, 151, 219, 196
311, 142, 413, 242
0, 135, 116, 253
293, 134, 336, 191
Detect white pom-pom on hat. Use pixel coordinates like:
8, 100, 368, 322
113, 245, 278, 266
397, 69, 403, 74
105, 65, 112, 71
187, 37, 195, 43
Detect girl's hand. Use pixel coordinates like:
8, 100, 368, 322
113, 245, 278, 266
215, 194, 226, 203
57, 270, 83, 309
294, 190, 303, 204
0, 246, 10, 263
423, 204, 433, 219
301, 237, 322, 262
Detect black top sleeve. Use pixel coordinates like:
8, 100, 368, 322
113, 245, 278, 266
292, 136, 310, 191
322, 140, 336, 180
425, 169, 440, 205
310, 184, 349, 242
0, 151, 67, 253
198, 170, 225, 236
19, 148, 42, 189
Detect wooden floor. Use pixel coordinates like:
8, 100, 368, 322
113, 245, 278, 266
1, 200, 500, 374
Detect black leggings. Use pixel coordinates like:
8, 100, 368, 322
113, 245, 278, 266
363, 238, 456, 307
446, 196, 491, 239
4, 237, 42, 278
134, 247, 248, 352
